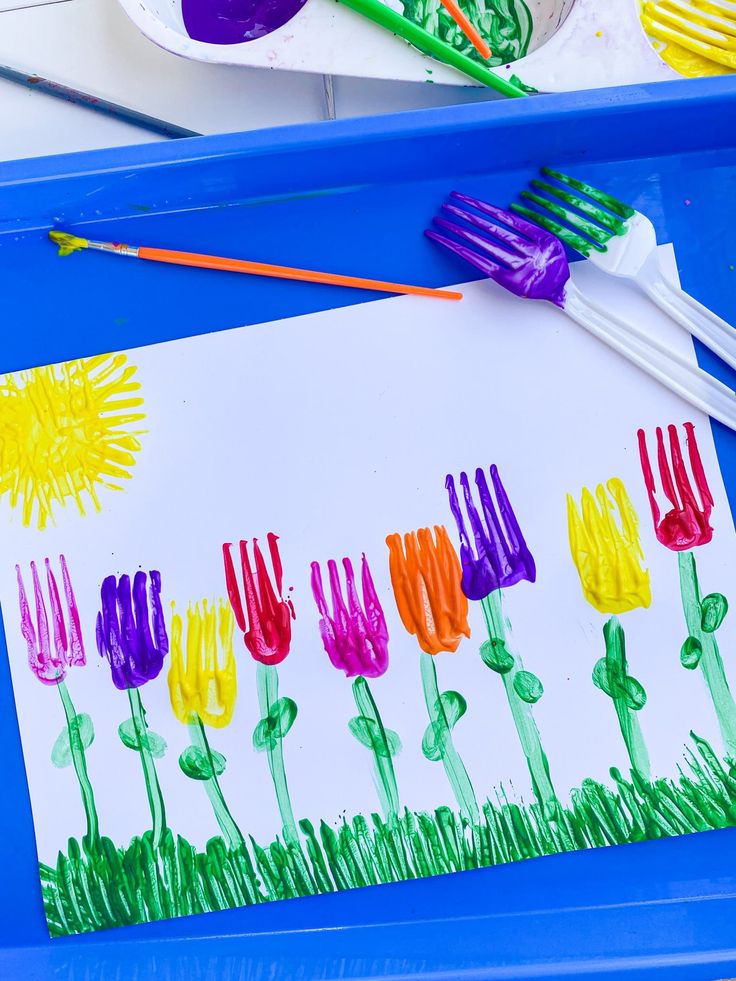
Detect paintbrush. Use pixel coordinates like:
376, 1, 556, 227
49, 231, 463, 301
437, 0, 492, 60
0, 64, 200, 140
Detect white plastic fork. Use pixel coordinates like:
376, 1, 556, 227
515, 168, 736, 373
427, 194, 736, 433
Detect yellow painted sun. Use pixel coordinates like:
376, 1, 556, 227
0, 353, 145, 529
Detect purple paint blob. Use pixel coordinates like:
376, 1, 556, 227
446, 465, 536, 601
426, 193, 570, 309
182, 0, 308, 44
311, 555, 389, 679
96, 570, 168, 690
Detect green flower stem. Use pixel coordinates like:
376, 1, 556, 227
256, 663, 298, 846
603, 617, 650, 784
480, 589, 557, 813
352, 676, 400, 822
57, 680, 99, 848
189, 715, 244, 851
128, 687, 167, 850
420, 653, 479, 824
678, 550, 736, 757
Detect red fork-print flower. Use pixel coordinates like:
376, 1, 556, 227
223, 534, 295, 665
637, 422, 714, 551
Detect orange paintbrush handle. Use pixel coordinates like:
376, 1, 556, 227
437, 0, 491, 59
137, 246, 462, 300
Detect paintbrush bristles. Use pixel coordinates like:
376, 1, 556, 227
49, 231, 90, 258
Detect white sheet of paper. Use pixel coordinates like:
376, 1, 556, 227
2, 245, 734, 934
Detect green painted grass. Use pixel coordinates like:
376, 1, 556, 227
42, 732, 736, 937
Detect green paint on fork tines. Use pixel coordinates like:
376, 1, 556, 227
531, 181, 628, 237
511, 201, 603, 257
542, 168, 636, 222
512, 167, 637, 258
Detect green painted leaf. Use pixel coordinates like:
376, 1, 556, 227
252, 696, 298, 751
118, 718, 167, 757
348, 715, 375, 749
51, 728, 73, 768
421, 721, 445, 762
621, 676, 647, 711
349, 716, 402, 757
439, 690, 467, 727
479, 638, 514, 674
252, 718, 276, 752
681, 636, 703, 670
383, 728, 402, 758
513, 670, 544, 703
51, 714, 95, 768
178, 746, 226, 780
592, 658, 613, 696
270, 696, 298, 738
701, 593, 728, 633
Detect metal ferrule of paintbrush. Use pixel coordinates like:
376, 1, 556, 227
85, 239, 140, 258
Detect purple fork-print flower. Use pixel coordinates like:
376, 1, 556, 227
96, 570, 168, 690
446, 465, 536, 601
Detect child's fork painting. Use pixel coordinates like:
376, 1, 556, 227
1, 244, 735, 937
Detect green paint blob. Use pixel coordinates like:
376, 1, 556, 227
398, 0, 533, 68
51, 713, 94, 768
509, 73, 537, 93
253, 695, 298, 750
179, 745, 226, 780
118, 717, 167, 757
513, 670, 543, 703
701, 593, 728, 633
479, 637, 514, 673
678, 551, 736, 758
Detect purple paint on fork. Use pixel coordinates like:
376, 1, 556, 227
426, 193, 571, 309
182, 0, 308, 44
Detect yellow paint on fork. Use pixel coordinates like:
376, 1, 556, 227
641, 0, 736, 74
567, 478, 652, 615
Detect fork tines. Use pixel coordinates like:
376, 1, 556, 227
511, 168, 635, 257
642, 0, 736, 70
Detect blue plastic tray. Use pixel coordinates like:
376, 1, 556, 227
1, 77, 736, 980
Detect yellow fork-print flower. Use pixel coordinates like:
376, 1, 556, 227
567, 478, 651, 615
169, 600, 237, 728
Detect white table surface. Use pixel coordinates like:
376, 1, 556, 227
0, 0, 503, 162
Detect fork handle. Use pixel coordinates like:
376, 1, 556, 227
563, 282, 736, 433
638, 254, 736, 373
